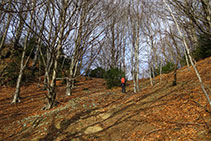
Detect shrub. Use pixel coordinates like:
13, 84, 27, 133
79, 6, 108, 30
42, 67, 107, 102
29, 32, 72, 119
89, 67, 105, 78
22, 68, 36, 85
155, 62, 175, 75
104, 68, 125, 89
162, 62, 175, 74
6, 61, 36, 86
193, 34, 211, 61
6, 62, 19, 86
26, 37, 37, 58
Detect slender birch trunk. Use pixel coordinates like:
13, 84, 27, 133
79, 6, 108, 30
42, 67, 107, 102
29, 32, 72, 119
66, 57, 75, 96
149, 36, 156, 84
38, 44, 50, 90
47, 31, 64, 108
0, 13, 12, 52
12, 1, 35, 104
12, 29, 33, 103
184, 49, 190, 71
123, 38, 126, 74
134, 34, 140, 93
72, 60, 79, 87
66, 8, 84, 95
31, 45, 39, 70
172, 59, 178, 86
66, 48, 80, 96
159, 59, 163, 83
149, 66, 153, 86
43, 47, 52, 90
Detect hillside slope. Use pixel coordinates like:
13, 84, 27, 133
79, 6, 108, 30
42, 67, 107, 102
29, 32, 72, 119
0, 57, 211, 140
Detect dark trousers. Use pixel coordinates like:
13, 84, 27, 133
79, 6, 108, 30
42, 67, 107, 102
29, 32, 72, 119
121, 83, 126, 93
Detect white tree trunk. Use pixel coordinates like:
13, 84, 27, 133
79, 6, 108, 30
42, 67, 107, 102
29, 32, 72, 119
12, 3, 34, 103
0, 13, 12, 52
31, 45, 39, 69
12, 31, 33, 103
66, 58, 74, 96
135, 37, 140, 92
159, 60, 163, 83
66, 78, 71, 96
133, 71, 136, 93
184, 49, 190, 71
149, 66, 153, 86
12, 70, 22, 103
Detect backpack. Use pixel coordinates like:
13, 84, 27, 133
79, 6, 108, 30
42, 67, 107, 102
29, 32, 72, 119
121, 77, 125, 83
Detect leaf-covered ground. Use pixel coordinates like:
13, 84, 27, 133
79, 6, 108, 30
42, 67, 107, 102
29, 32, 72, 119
0, 57, 211, 140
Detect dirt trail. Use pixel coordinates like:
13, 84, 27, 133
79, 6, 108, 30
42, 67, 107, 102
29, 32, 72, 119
0, 57, 211, 140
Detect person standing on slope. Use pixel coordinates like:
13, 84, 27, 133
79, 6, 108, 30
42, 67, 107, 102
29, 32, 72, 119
121, 77, 126, 93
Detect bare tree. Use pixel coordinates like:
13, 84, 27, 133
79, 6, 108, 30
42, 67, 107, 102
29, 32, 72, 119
169, 0, 211, 38
43, 0, 78, 108
163, 0, 211, 108
11, 0, 34, 103
92, 0, 129, 72
66, 0, 105, 96
128, 0, 144, 93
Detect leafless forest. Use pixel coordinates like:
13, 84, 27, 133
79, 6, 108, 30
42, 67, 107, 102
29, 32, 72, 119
0, 0, 211, 140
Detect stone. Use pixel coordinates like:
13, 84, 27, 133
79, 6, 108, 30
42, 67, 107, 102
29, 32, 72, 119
99, 113, 112, 120
84, 125, 103, 134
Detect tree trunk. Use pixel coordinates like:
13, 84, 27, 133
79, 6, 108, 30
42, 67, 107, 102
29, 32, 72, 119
43, 49, 53, 90
132, 71, 136, 93
46, 49, 61, 108
13, 14, 26, 50
66, 58, 74, 96
149, 67, 154, 86
12, 70, 22, 103
12, 2, 34, 103
159, 60, 163, 83
135, 51, 139, 92
134, 31, 140, 93
66, 54, 79, 95
111, 20, 116, 68
31, 45, 39, 70
12, 34, 34, 103
184, 49, 190, 71
66, 78, 71, 96
172, 61, 178, 86
38, 56, 41, 88
66, 7, 85, 95
46, 3, 67, 108
0, 13, 12, 52
172, 68, 177, 86
123, 38, 126, 73
38, 43, 50, 90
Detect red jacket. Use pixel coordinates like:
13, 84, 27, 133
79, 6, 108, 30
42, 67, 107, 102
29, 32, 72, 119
121, 77, 125, 84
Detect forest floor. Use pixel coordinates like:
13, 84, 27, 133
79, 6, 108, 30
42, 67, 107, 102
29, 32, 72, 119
0, 57, 211, 141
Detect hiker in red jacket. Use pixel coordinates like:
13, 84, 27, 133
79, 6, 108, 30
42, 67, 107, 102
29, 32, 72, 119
121, 77, 126, 93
